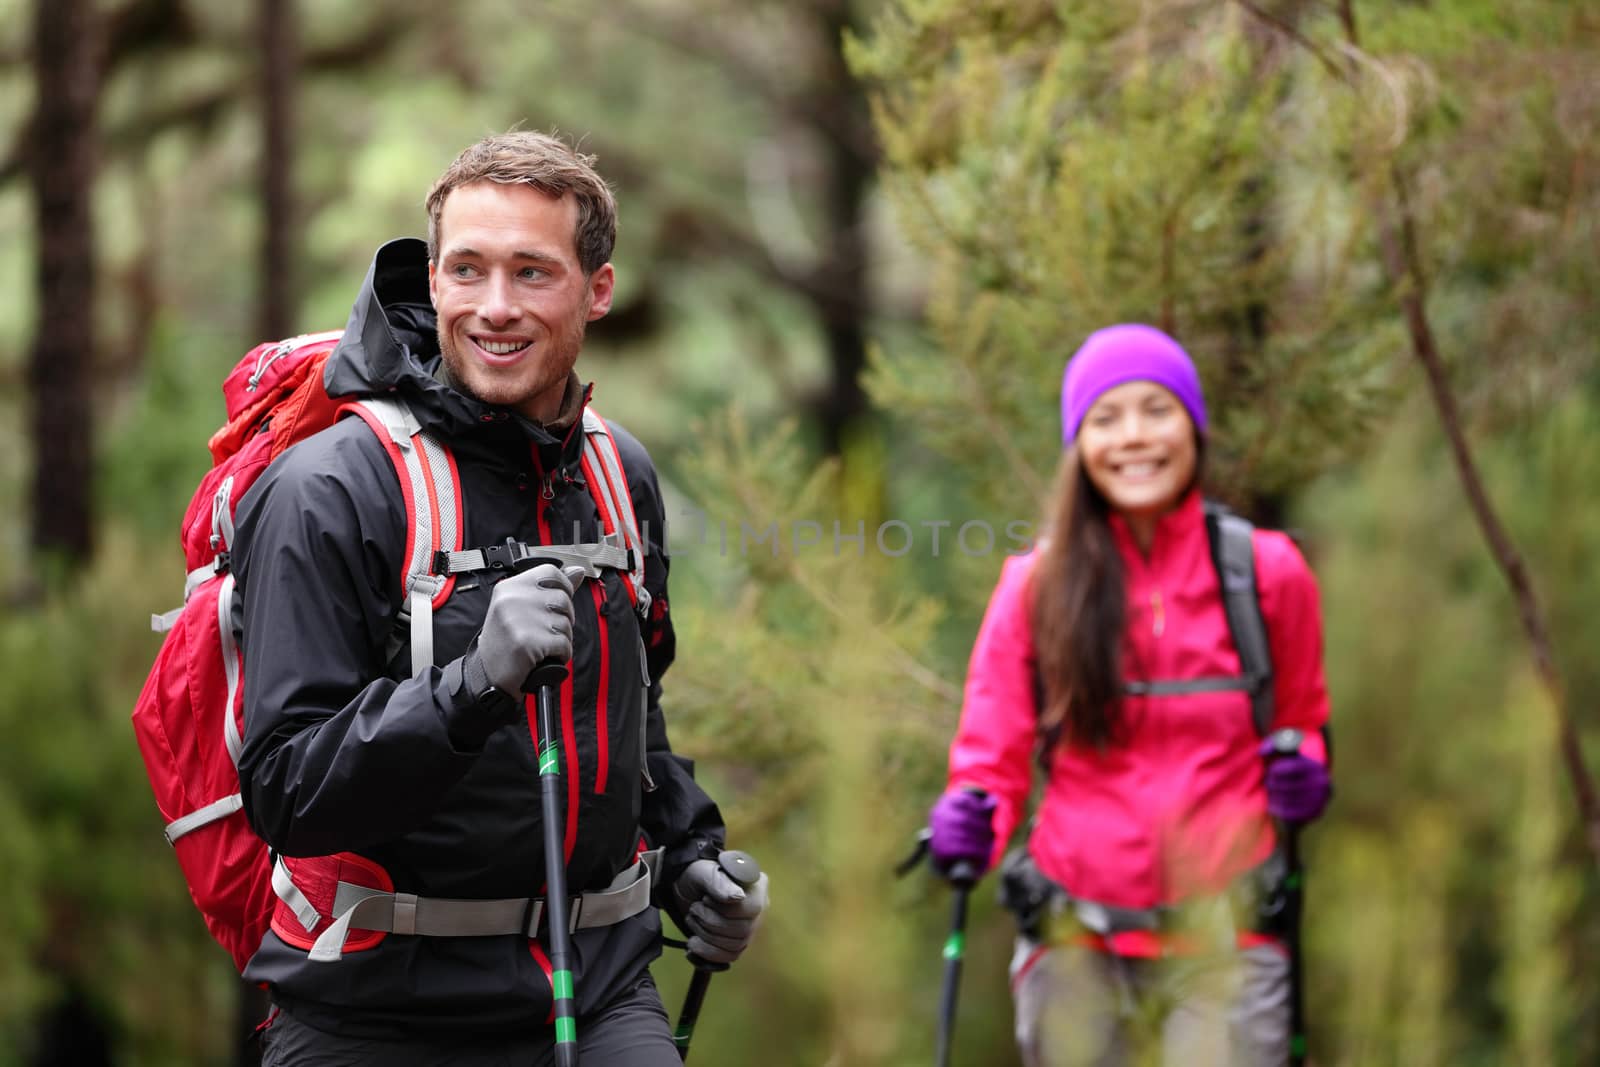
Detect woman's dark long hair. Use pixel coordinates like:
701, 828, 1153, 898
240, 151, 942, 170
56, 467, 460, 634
1030, 448, 1125, 753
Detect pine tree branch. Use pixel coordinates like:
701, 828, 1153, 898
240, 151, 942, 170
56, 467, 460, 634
1326, 0, 1600, 871
1232, 0, 1344, 79
1371, 164, 1600, 868
1239, 0, 1600, 876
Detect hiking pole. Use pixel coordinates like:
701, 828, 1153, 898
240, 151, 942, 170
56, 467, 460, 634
1282, 820, 1307, 1067
527, 659, 579, 1067
894, 818, 981, 1067
510, 559, 615, 1066
673, 850, 762, 1062
1263, 728, 1310, 1067
934, 860, 976, 1067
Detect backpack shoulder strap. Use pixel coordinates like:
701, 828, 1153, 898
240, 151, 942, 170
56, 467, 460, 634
343, 396, 463, 676
579, 408, 651, 615
1202, 500, 1274, 736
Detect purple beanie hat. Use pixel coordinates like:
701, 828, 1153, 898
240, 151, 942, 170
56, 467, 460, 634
1060, 324, 1207, 445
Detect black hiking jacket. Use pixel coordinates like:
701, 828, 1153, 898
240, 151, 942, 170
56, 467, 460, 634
233, 237, 724, 1037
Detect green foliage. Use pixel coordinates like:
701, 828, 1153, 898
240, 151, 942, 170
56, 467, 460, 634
1298, 406, 1598, 1065
662, 410, 974, 1062
97, 321, 232, 540
852, 2, 1409, 510
0, 528, 238, 1063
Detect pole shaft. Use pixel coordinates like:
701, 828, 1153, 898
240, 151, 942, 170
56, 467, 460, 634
673, 972, 711, 1060
538, 685, 579, 1067
1285, 826, 1306, 1067
935, 882, 972, 1067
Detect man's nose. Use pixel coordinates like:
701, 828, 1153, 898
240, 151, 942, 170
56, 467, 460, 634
477, 274, 521, 325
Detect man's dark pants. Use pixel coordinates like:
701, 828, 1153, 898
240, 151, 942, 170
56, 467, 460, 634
259, 974, 677, 1066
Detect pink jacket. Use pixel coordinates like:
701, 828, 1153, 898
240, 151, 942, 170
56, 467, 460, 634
949, 491, 1329, 909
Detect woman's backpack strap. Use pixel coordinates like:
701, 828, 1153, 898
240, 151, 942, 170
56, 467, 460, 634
1201, 501, 1275, 737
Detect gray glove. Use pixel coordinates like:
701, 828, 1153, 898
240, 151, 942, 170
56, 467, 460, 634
673, 858, 769, 966
468, 563, 575, 693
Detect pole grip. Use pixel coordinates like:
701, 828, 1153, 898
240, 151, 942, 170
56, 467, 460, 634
684, 851, 762, 973
524, 658, 568, 692
675, 851, 763, 1061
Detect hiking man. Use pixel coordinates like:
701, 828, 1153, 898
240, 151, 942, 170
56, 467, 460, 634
232, 131, 767, 1065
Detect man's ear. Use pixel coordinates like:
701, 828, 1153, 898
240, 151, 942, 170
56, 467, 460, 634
586, 263, 615, 321
427, 260, 438, 306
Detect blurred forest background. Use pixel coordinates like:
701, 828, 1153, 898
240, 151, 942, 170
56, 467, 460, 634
1, 0, 1597, 1064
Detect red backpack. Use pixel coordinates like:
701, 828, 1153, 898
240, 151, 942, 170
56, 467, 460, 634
130, 332, 648, 971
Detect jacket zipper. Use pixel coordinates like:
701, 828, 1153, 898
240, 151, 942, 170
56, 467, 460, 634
639, 637, 656, 792
591, 582, 611, 795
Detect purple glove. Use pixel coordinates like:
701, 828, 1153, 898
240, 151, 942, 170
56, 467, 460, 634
928, 788, 998, 876
1258, 739, 1331, 824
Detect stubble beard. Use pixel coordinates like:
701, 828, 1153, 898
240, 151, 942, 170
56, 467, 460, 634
437, 316, 588, 417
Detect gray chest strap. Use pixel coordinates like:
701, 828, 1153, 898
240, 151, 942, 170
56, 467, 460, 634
287, 849, 662, 963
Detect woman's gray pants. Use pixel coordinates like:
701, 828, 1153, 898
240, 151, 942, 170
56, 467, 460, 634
1010, 938, 1291, 1067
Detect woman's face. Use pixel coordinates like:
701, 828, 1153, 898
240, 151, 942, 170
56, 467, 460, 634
1076, 380, 1198, 524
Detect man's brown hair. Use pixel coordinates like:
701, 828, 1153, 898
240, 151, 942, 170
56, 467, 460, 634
425, 131, 617, 274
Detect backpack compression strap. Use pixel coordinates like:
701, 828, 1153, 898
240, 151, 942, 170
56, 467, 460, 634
1122, 503, 1275, 737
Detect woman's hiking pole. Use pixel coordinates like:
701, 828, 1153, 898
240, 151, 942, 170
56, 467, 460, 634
935, 860, 977, 1067
527, 660, 579, 1067
673, 850, 762, 1061
895, 825, 978, 1067
1264, 729, 1310, 1067
1282, 821, 1307, 1067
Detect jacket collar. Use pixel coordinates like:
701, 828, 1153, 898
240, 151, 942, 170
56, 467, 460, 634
1107, 489, 1206, 567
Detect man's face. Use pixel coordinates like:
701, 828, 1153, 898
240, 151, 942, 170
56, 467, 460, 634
428, 181, 614, 422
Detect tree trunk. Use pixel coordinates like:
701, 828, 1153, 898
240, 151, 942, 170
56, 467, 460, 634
808, 0, 875, 458
811, 147, 870, 457
26, 0, 101, 571
257, 0, 298, 340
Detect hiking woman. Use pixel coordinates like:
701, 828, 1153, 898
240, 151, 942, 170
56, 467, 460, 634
926, 324, 1331, 1066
